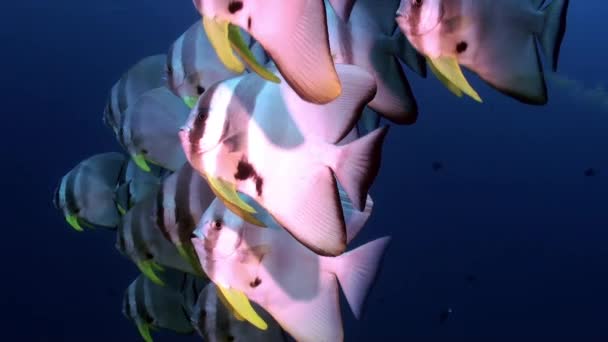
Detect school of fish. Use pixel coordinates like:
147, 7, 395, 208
53, 0, 570, 340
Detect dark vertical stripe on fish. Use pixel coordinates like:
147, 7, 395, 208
156, 188, 172, 243
189, 83, 219, 149
175, 165, 196, 244
182, 24, 198, 84
65, 170, 80, 215
117, 77, 128, 113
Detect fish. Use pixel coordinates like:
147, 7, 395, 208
116, 196, 199, 286
439, 307, 453, 324
191, 198, 391, 342
192, 0, 342, 104
114, 159, 165, 215
166, 20, 269, 109
154, 163, 216, 275
122, 271, 197, 342
431, 161, 443, 172
180, 63, 388, 256
103, 55, 167, 141
396, 0, 570, 104
53, 152, 127, 231
191, 282, 288, 342
584, 168, 598, 177
119, 87, 190, 172
326, 0, 426, 124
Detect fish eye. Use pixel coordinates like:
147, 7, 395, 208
196, 85, 205, 95
412, 0, 423, 7
144, 252, 153, 259
166, 64, 173, 75
141, 149, 148, 155
197, 108, 209, 122
228, 0, 243, 14
212, 219, 222, 230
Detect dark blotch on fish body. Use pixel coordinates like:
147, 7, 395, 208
234, 158, 264, 196
228, 1, 243, 14
249, 277, 261, 288
456, 41, 468, 54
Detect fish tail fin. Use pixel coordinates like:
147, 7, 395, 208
337, 182, 374, 244
357, 107, 381, 136
390, 28, 427, 77
333, 236, 391, 319
333, 126, 389, 211
539, 0, 570, 71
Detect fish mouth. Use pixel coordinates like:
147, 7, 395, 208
201, 16, 280, 83
397, 1, 444, 37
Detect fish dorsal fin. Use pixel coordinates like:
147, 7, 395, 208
284, 64, 376, 144
427, 56, 482, 102
327, 0, 357, 22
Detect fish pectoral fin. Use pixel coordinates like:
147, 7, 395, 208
216, 285, 268, 330
183, 96, 199, 109
135, 321, 154, 342
228, 25, 280, 83
65, 214, 84, 232
428, 56, 482, 102
137, 260, 165, 286
132, 154, 151, 172
202, 17, 246, 74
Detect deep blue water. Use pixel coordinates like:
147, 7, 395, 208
3, 0, 607, 340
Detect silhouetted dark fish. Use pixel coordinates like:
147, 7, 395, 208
432, 161, 443, 172
584, 168, 598, 177
439, 307, 453, 324
465, 274, 478, 284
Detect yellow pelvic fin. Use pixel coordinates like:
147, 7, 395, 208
65, 214, 83, 232
137, 260, 165, 286
183, 96, 198, 109
202, 17, 245, 74
426, 57, 462, 98
117, 204, 127, 216
207, 176, 256, 214
216, 284, 268, 330
136, 321, 154, 342
216, 287, 245, 321
132, 154, 151, 172
207, 176, 267, 227
177, 245, 204, 276
428, 56, 482, 103
227, 25, 280, 83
